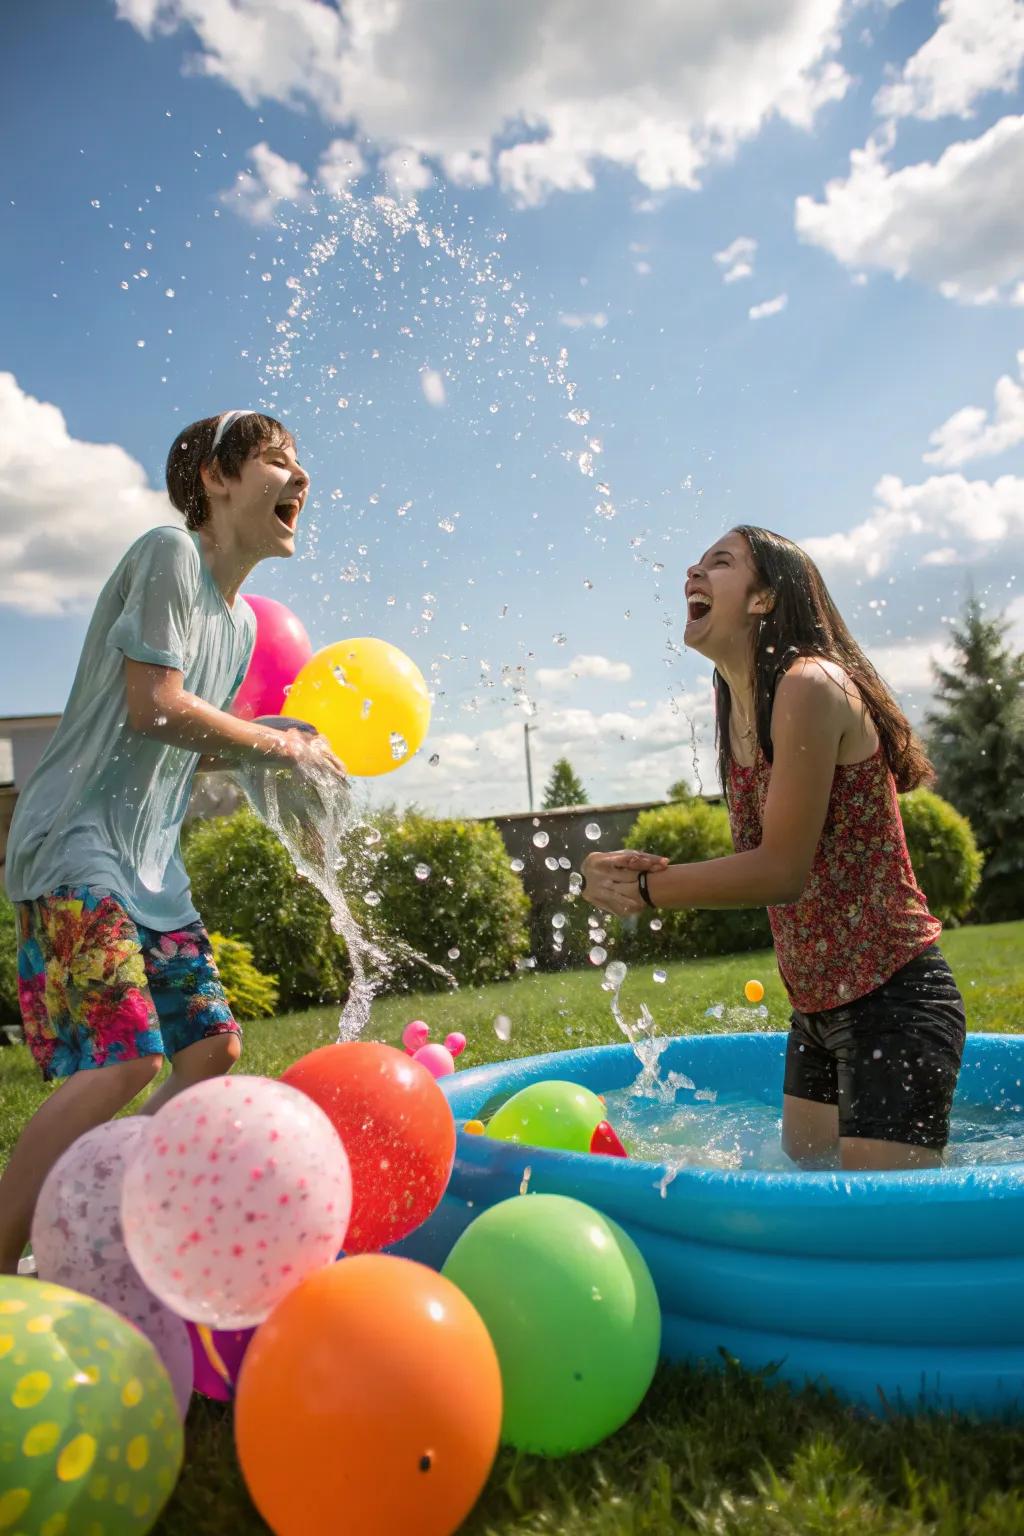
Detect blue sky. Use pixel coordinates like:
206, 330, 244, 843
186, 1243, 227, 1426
2, 0, 1023, 813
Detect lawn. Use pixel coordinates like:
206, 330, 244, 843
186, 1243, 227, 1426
2, 920, 1023, 1535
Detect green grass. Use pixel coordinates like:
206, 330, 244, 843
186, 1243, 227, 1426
3, 920, 1024, 1535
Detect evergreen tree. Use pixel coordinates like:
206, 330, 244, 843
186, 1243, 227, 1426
541, 758, 589, 809
666, 777, 693, 802
926, 598, 1024, 919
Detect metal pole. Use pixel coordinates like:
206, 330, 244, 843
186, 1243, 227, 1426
524, 723, 535, 812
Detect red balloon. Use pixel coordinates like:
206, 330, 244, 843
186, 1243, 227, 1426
280, 1044, 456, 1253
232, 594, 313, 721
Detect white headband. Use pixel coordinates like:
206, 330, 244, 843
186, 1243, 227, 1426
210, 409, 256, 455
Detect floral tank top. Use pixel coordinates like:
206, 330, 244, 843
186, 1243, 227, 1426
728, 747, 941, 1014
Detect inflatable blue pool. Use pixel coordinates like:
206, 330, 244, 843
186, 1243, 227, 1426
397, 1032, 1024, 1417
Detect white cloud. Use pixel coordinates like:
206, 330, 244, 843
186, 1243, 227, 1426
924, 350, 1024, 466
535, 654, 633, 690
749, 292, 788, 319
315, 138, 367, 194
874, 0, 1024, 122
0, 373, 172, 617
795, 115, 1024, 306
420, 369, 447, 407
220, 141, 311, 225
803, 469, 1024, 577
118, 0, 851, 206
869, 637, 956, 692
558, 312, 609, 330
714, 234, 758, 282
381, 146, 434, 200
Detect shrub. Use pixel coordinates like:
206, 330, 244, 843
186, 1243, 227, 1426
622, 800, 772, 960
364, 812, 530, 991
899, 788, 983, 926
208, 931, 279, 1021
0, 887, 18, 1025
183, 809, 349, 1011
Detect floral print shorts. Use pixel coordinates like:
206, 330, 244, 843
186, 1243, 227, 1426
15, 886, 239, 1081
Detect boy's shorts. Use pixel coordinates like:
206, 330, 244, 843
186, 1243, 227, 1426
15, 885, 240, 1082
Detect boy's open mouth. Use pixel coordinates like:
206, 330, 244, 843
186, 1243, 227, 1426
686, 592, 712, 623
275, 499, 300, 532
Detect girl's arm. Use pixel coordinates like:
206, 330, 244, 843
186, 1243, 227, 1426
583, 663, 846, 915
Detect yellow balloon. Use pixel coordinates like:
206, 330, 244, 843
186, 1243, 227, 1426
286, 638, 431, 777
744, 979, 765, 1004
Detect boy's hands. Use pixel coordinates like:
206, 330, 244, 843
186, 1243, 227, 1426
270, 728, 348, 783
581, 849, 668, 917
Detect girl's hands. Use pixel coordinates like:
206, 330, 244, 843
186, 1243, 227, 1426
581, 849, 669, 917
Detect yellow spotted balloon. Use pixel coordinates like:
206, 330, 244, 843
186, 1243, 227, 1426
285, 638, 431, 777
0, 1277, 183, 1535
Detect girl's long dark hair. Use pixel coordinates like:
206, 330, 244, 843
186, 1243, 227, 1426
715, 525, 933, 796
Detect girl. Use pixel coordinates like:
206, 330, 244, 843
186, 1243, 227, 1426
581, 525, 966, 1172
0, 409, 344, 1274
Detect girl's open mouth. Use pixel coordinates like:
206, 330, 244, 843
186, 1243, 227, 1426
686, 594, 712, 623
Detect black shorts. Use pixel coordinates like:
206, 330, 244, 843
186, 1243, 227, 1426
783, 946, 966, 1150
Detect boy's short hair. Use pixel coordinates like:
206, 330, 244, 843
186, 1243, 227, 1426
166, 412, 295, 530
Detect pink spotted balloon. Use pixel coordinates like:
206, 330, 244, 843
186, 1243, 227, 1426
121, 1075, 352, 1330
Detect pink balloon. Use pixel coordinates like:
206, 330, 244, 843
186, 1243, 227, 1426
232, 595, 313, 721
402, 1020, 430, 1055
412, 1043, 456, 1079
121, 1075, 352, 1330
187, 1321, 255, 1401
444, 1032, 467, 1059
31, 1118, 194, 1417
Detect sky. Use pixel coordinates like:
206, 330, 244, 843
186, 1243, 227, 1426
1, 0, 1023, 816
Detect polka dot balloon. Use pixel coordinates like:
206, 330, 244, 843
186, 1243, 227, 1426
0, 1276, 183, 1534
121, 1074, 351, 1329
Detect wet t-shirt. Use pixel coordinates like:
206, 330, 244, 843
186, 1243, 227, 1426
5, 526, 255, 930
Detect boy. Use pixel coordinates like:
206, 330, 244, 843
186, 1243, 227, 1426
0, 409, 343, 1273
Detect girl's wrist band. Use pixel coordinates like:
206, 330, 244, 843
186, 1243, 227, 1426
637, 870, 656, 908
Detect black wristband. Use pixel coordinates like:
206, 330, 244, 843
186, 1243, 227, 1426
637, 870, 656, 908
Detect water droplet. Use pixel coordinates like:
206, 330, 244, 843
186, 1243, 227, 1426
552, 632, 567, 646
447, 947, 460, 960
588, 945, 608, 966
653, 969, 667, 984
364, 890, 381, 907
510, 857, 525, 873
605, 960, 627, 986
90, 198, 101, 208
389, 731, 408, 761
544, 855, 559, 871
568, 872, 583, 894
337, 396, 349, 408
584, 822, 601, 841
558, 856, 571, 869
591, 928, 606, 943
429, 753, 440, 766
164, 287, 175, 298
494, 1014, 512, 1042
364, 828, 382, 846
414, 863, 431, 881
532, 830, 550, 849
649, 917, 663, 931
261, 272, 272, 282
551, 912, 567, 929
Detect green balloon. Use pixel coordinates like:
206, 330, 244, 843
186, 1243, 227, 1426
0, 1277, 183, 1535
442, 1194, 661, 1456
485, 1079, 606, 1153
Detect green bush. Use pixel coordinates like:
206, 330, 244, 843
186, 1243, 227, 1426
899, 788, 983, 925
183, 809, 350, 1011
208, 931, 279, 1021
365, 812, 530, 991
622, 800, 772, 960
0, 887, 18, 1025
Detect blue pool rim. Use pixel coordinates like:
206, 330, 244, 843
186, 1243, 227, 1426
394, 1031, 1024, 1418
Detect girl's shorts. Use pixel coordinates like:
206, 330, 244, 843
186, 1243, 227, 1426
783, 945, 966, 1150
15, 886, 240, 1082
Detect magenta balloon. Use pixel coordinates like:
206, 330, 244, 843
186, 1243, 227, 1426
187, 1321, 255, 1401
232, 594, 313, 720
412, 1043, 456, 1079
31, 1117, 194, 1417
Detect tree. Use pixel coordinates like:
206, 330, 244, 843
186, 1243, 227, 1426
541, 758, 589, 809
926, 598, 1024, 920
666, 777, 694, 802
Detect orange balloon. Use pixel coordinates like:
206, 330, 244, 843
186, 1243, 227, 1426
235, 1256, 502, 1536
281, 1043, 456, 1253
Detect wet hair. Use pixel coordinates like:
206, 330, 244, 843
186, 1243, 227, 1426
714, 524, 934, 796
165, 412, 294, 531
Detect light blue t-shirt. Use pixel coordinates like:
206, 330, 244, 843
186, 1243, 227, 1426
5, 526, 256, 931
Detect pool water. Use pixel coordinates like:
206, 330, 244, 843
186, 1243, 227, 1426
602, 1082, 1024, 1172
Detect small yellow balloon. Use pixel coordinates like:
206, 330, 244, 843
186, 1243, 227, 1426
463, 1120, 485, 1136
286, 638, 431, 777
744, 979, 765, 1004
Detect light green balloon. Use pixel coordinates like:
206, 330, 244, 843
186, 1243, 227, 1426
442, 1194, 661, 1456
485, 1079, 606, 1153
0, 1277, 183, 1535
